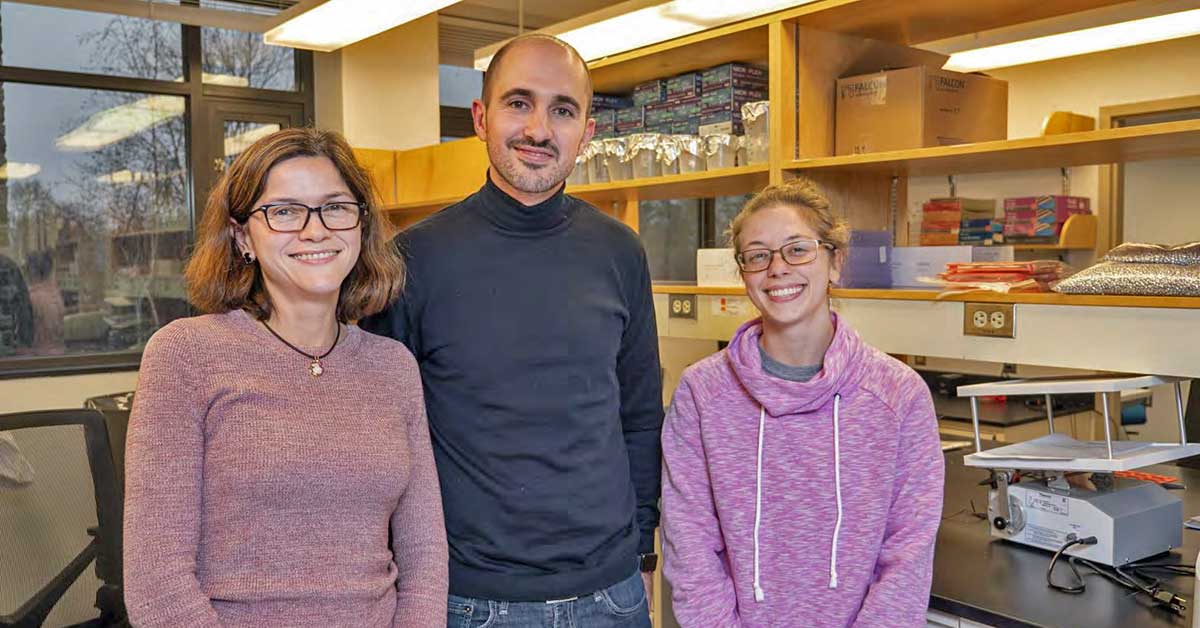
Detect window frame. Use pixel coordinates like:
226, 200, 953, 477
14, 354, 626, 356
0, 8, 314, 379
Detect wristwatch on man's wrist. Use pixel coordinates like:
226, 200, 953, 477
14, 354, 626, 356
639, 553, 658, 573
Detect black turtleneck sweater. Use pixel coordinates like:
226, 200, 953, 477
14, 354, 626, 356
360, 175, 663, 601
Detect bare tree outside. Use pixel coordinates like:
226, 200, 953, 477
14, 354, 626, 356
1, 9, 297, 359
203, 26, 295, 90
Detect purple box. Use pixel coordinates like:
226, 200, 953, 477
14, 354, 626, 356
842, 230, 893, 288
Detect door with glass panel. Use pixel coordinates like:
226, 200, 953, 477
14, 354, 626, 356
200, 99, 305, 202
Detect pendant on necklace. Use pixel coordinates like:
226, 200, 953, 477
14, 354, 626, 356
309, 359, 324, 377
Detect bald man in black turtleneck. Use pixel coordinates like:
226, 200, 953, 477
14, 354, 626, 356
361, 34, 661, 627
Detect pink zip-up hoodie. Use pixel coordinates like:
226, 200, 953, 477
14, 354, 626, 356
662, 315, 944, 627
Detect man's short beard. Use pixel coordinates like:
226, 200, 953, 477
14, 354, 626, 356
490, 143, 570, 195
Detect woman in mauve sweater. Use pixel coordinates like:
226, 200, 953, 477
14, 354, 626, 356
122, 128, 447, 627
662, 179, 944, 627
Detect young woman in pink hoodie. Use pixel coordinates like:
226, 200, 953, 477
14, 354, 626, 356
662, 179, 944, 627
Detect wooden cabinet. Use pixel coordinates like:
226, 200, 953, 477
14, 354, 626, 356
350, 148, 398, 207
364, 0, 1200, 375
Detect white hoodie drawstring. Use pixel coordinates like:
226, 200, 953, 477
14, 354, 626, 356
752, 405, 767, 602
829, 393, 843, 589
753, 394, 844, 601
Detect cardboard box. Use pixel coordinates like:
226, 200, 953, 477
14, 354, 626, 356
592, 109, 616, 135
699, 110, 743, 136
644, 101, 675, 126
920, 197, 997, 245
666, 73, 703, 101
1003, 195, 1091, 222
671, 117, 700, 135
700, 63, 768, 91
836, 66, 1008, 155
633, 80, 668, 106
890, 245, 1014, 287
592, 93, 633, 110
697, 248, 743, 287
701, 86, 769, 113
646, 97, 702, 125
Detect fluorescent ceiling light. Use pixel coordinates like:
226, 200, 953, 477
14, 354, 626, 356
945, 8, 1200, 72
57, 74, 244, 152
474, 0, 817, 71
57, 95, 182, 152
0, 162, 41, 180
265, 0, 458, 52
225, 124, 283, 157
204, 73, 250, 87
96, 169, 184, 185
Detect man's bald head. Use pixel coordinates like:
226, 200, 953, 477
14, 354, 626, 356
480, 34, 593, 109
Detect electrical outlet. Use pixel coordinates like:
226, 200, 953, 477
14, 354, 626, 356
963, 302, 1015, 338
668, 294, 697, 320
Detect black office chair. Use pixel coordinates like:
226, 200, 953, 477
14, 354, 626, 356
83, 392, 134, 495
0, 409, 127, 628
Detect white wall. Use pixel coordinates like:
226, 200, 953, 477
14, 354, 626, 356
332, 14, 441, 150
908, 34, 1200, 259
1, 370, 137, 414
313, 50, 344, 134
905, 34, 1200, 441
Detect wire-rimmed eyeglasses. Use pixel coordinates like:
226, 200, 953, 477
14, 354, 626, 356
735, 239, 835, 273
244, 202, 366, 232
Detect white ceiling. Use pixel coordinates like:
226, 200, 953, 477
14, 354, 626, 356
21, 0, 640, 67
438, 0, 616, 66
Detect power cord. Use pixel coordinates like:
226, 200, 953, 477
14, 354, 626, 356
1046, 537, 1188, 615
1046, 536, 1096, 594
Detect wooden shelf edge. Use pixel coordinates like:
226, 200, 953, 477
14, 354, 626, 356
784, 119, 1200, 176
383, 165, 769, 213
569, 164, 769, 195
587, 19, 771, 73
654, 284, 745, 295
831, 288, 1200, 309
653, 284, 1200, 309
383, 197, 463, 213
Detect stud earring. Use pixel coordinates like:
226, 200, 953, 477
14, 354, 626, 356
242, 252, 254, 265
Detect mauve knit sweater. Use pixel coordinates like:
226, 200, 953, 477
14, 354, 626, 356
662, 315, 943, 627
123, 309, 448, 627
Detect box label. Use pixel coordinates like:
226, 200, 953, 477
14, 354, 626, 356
840, 76, 887, 106
1026, 491, 1069, 516
712, 297, 751, 317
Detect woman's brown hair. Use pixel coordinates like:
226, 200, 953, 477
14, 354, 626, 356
727, 177, 851, 254
185, 127, 402, 322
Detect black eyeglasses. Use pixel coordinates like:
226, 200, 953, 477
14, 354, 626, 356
735, 239, 836, 273
244, 202, 367, 232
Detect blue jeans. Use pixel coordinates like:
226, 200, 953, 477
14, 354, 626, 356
446, 570, 651, 628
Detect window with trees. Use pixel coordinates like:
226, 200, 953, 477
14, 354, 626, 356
0, 3, 312, 376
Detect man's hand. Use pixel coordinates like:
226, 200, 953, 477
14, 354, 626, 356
642, 571, 654, 614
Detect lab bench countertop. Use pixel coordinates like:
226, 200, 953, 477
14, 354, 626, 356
932, 450, 1199, 627
934, 395, 1093, 428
